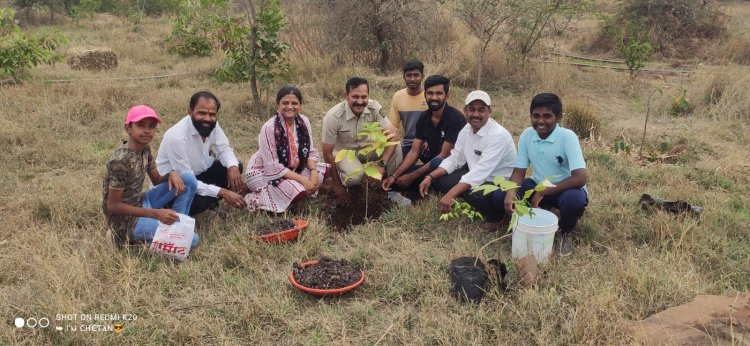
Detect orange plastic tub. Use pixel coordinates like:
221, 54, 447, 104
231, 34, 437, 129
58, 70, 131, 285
255, 219, 308, 244
289, 260, 366, 296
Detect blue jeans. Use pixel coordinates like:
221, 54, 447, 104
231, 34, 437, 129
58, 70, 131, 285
132, 173, 200, 248
492, 178, 588, 234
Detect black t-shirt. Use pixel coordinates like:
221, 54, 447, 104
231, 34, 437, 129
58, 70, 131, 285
414, 104, 467, 163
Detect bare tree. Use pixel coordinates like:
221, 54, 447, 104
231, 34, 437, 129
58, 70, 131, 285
316, 0, 425, 72
456, 0, 515, 89
507, 0, 589, 66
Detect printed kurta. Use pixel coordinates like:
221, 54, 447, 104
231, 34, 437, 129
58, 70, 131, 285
244, 114, 327, 212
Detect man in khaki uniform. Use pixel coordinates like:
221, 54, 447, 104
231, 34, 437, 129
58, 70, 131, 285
322, 77, 405, 206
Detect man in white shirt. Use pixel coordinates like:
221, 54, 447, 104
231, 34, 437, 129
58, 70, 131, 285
418, 90, 517, 228
156, 91, 247, 215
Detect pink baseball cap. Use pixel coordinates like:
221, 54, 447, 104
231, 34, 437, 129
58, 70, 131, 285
125, 105, 162, 124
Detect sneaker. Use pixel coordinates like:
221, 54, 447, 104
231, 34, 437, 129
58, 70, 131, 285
557, 232, 574, 257
387, 191, 412, 207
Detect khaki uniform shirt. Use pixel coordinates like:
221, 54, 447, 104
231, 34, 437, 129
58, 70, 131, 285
322, 99, 391, 151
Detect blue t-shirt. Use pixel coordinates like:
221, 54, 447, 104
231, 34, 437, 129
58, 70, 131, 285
515, 126, 587, 192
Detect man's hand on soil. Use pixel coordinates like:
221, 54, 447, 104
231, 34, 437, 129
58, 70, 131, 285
334, 184, 350, 206
381, 176, 395, 191
220, 188, 247, 209
439, 195, 454, 213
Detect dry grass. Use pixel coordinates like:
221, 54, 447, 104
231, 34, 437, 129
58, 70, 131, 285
2, 6, 750, 345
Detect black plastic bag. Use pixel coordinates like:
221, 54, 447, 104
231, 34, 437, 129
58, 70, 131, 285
450, 257, 507, 304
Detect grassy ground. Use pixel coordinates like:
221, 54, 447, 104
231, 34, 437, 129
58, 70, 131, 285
2, 4, 750, 345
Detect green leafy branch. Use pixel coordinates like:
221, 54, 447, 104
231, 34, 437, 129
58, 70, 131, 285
334, 122, 399, 182
1, 8, 66, 83
472, 175, 558, 232
439, 200, 484, 222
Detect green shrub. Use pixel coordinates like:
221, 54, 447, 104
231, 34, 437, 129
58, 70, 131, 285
164, 0, 226, 57
604, 0, 726, 58
669, 88, 694, 116
563, 102, 601, 140
0, 8, 66, 83
602, 17, 656, 77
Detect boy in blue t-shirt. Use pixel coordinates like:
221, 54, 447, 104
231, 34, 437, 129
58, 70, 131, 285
493, 93, 588, 256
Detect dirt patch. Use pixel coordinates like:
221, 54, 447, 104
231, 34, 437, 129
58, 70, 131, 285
255, 219, 295, 235
318, 177, 390, 231
632, 294, 750, 345
293, 257, 362, 289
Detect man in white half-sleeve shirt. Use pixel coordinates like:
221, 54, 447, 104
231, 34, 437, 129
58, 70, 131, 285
418, 90, 516, 230
156, 91, 247, 215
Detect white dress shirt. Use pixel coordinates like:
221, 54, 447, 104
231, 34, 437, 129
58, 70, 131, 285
439, 118, 517, 186
156, 115, 240, 197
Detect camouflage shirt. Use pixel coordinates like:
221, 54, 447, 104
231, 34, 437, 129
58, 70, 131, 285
102, 143, 155, 243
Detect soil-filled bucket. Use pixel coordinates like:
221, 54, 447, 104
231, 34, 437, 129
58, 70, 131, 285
511, 208, 558, 263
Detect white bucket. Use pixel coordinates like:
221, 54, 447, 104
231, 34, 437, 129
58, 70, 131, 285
511, 208, 559, 263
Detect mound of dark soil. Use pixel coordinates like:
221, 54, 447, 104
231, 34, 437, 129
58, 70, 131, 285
318, 177, 390, 231
293, 257, 362, 290
256, 219, 296, 235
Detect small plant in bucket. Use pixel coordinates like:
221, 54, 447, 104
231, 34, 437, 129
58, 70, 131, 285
472, 176, 558, 232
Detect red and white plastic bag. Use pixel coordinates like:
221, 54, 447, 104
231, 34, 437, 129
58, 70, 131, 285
149, 214, 195, 261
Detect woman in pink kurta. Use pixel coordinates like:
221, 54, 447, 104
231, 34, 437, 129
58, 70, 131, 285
244, 86, 328, 213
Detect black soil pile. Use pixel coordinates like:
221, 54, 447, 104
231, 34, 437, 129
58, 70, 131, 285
318, 177, 390, 231
256, 219, 296, 235
293, 257, 362, 289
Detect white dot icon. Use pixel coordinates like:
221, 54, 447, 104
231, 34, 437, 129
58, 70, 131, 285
14, 317, 25, 328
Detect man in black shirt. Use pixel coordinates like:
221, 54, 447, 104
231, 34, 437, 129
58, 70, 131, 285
382, 75, 467, 195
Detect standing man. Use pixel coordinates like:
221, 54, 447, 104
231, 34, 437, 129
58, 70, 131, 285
322, 77, 407, 206
381, 75, 466, 194
418, 90, 516, 230
156, 91, 247, 215
389, 60, 428, 157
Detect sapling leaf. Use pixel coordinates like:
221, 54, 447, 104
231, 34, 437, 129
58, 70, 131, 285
523, 189, 534, 200
472, 184, 500, 196
346, 168, 363, 177
492, 176, 507, 185
440, 213, 449, 221
373, 133, 386, 142
498, 180, 519, 191
534, 178, 556, 191
335, 150, 349, 162
347, 150, 356, 162
364, 165, 382, 180
508, 213, 518, 233
386, 141, 400, 147
515, 202, 530, 215
376, 147, 384, 156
